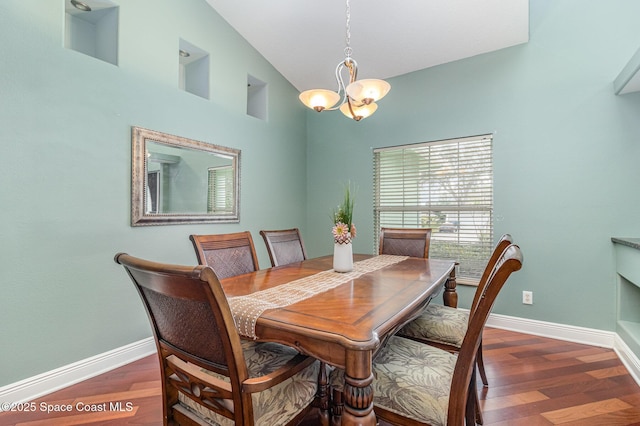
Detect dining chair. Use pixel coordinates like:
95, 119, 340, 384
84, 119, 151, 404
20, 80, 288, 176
189, 231, 260, 279
329, 243, 523, 426
114, 253, 320, 426
260, 228, 308, 267
397, 234, 514, 388
378, 227, 432, 258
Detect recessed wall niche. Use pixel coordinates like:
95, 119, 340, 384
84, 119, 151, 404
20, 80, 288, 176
179, 39, 210, 99
247, 75, 267, 120
64, 0, 119, 65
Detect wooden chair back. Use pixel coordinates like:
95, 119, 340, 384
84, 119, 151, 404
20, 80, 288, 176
378, 227, 432, 258
114, 253, 253, 424
470, 233, 514, 315
189, 231, 260, 279
259, 228, 308, 267
447, 244, 523, 424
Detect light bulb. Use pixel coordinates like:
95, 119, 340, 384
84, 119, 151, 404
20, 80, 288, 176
340, 101, 378, 121
346, 79, 390, 104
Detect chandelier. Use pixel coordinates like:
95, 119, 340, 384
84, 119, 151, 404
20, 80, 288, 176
298, 0, 390, 121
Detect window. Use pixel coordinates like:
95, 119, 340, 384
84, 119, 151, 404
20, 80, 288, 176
207, 166, 233, 213
373, 134, 493, 283
146, 170, 160, 213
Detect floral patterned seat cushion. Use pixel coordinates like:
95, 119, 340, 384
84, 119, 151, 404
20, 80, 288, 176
330, 336, 457, 426
399, 304, 468, 347
178, 341, 319, 426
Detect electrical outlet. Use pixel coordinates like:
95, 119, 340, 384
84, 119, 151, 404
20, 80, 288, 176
522, 290, 533, 305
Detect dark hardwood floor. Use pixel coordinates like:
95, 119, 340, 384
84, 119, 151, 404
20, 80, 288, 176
1, 328, 639, 425
478, 328, 640, 426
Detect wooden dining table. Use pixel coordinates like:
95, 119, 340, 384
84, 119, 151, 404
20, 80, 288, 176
220, 253, 457, 426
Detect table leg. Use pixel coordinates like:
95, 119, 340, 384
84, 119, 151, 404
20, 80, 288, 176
443, 263, 458, 308
315, 362, 330, 425
340, 351, 376, 426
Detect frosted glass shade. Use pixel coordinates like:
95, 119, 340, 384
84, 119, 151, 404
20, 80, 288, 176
299, 89, 340, 111
346, 79, 390, 103
340, 101, 378, 120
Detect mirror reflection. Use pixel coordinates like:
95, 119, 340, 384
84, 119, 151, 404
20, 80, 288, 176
131, 127, 240, 226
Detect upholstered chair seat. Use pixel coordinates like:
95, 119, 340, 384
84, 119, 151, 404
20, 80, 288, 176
178, 341, 320, 426
114, 253, 321, 426
330, 243, 523, 426
330, 336, 456, 426
398, 234, 514, 390
399, 304, 468, 348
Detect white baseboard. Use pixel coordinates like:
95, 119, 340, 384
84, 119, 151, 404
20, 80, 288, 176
2, 314, 640, 403
486, 312, 640, 387
0, 337, 155, 405
486, 312, 617, 348
614, 334, 640, 385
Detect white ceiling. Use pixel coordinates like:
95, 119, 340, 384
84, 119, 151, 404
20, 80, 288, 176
205, 0, 530, 93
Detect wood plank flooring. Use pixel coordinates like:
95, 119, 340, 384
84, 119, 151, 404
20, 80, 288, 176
478, 328, 640, 426
1, 328, 639, 425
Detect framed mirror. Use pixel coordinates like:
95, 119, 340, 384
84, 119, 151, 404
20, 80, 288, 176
131, 126, 240, 226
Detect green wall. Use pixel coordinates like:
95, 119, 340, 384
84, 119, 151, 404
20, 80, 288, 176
2, 0, 640, 390
0, 0, 307, 386
305, 0, 640, 332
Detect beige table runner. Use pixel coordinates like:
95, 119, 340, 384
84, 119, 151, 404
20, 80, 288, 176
229, 255, 409, 339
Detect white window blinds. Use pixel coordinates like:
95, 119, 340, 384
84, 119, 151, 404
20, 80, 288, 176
373, 134, 493, 283
207, 166, 233, 214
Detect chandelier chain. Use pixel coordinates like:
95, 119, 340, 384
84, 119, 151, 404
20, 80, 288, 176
344, 0, 352, 58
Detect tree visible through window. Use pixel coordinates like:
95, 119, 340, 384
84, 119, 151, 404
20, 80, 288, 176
373, 134, 493, 283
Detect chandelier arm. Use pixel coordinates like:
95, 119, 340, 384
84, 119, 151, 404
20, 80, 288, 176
335, 62, 347, 98
320, 61, 350, 111
345, 97, 360, 121
345, 58, 358, 84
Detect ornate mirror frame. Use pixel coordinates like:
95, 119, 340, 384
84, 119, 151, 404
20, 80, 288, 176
131, 126, 240, 226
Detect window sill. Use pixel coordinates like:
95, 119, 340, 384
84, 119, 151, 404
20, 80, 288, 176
457, 277, 479, 287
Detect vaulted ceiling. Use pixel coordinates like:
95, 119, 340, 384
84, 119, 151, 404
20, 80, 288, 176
205, 0, 530, 92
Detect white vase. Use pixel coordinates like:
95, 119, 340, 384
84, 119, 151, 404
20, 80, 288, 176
333, 242, 354, 272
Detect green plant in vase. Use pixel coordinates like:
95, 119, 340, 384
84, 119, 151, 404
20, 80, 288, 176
332, 182, 357, 244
